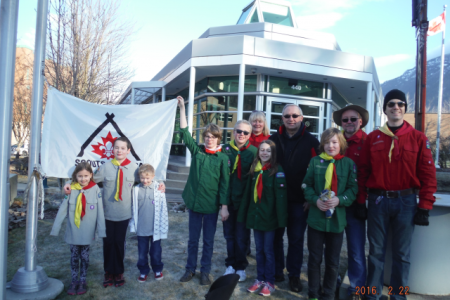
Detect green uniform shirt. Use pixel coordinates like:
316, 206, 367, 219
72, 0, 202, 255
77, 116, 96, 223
180, 127, 230, 214
222, 141, 257, 210
238, 165, 288, 231
302, 156, 358, 233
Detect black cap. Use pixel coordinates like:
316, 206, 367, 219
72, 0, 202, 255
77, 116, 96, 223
383, 89, 407, 113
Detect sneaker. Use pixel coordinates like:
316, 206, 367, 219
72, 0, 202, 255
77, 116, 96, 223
223, 266, 235, 276
180, 270, 194, 282
103, 272, 113, 287
247, 279, 263, 293
289, 276, 302, 293
77, 281, 87, 295
67, 281, 78, 295
114, 273, 125, 287
155, 272, 164, 281
236, 270, 246, 282
137, 274, 148, 283
200, 272, 211, 285
259, 282, 275, 297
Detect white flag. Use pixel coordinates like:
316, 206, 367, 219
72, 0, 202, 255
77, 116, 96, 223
41, 88, 177, 180
428, 12, 446, 36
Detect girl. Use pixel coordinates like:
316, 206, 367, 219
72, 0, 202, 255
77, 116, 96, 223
51, 162, 106, 295
238, 140, 287, 297
301, 128, 358, 300
248, 111, 270, 148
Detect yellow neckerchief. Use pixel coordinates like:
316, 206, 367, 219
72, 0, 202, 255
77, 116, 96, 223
253, 161, 263, 203
378, 122, 396, 163
230, 140, 251, 179
70, 182, 85, 228
319, 152, 335, 191
111, 158, 130, 201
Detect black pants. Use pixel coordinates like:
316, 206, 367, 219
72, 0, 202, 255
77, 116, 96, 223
70, 245, 90, 282
104, 219, 129, 274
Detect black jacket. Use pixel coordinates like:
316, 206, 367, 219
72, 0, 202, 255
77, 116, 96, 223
269, 123, 320, 204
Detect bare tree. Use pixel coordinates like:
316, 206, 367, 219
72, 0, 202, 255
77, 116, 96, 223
46, 0, 134, 104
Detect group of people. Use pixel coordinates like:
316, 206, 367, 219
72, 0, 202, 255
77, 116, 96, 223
50, 88, 436, 300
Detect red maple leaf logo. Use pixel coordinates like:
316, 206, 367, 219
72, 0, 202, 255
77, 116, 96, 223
91, 131, 117, 159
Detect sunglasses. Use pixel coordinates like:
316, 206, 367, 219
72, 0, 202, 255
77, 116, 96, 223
283, 114, 301, 119
235, 129, 250, 136
342, 117, 359, 123
387, 101, 406, 108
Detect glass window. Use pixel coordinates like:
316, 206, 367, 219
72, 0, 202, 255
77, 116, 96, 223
331, 85, 350, 108
270, 115, 284, 131
249, 8, 259, 23
260, 1, 293, 27
207, 76, 257, 93
170, 145, 186, 156
195, 78, 208, 97
269, 76, 324, 98
303, 118, 319, 134
299, 104, 319, 117
237, 5, 253, 24
244, 95, 257, 111
200, 96, 238, 112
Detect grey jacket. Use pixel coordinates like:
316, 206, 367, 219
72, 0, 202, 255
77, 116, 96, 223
51, 184, 106, 245
94, 161, 139, 221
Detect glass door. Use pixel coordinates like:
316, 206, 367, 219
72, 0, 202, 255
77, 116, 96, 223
266, 97, 325, 139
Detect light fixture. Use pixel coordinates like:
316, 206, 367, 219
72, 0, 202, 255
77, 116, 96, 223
351, 87, 354, 88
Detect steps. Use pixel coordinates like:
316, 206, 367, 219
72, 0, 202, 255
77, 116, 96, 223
165, 158, 189, 203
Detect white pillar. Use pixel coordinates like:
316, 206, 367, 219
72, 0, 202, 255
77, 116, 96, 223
162, 86, 166, 102
237, 64, 245, 121
326, 83, 332, 129
366, 81, 373, 133
185, 66, 196, 167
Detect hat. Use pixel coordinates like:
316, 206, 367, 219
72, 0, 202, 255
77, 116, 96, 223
383, 89, 407, 113
204, 274, 240, 300
333, 104, 369, 128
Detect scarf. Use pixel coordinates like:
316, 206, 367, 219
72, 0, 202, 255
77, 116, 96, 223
204, 145, 222, 154
253, 161, 271, 203
71, 180, 96, 228
111, 158, 131, 201
319, 152, 345, 195
249, 133, 269, 148
230, 140, 251, 179
378, 122, 413, 163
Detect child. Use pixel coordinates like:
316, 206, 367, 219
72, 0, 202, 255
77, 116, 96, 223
51, 162, 106, 295
301, 128, 358, 300
129, 164, 168, 282
238, 140, 287, 297
176, 96, 230, 286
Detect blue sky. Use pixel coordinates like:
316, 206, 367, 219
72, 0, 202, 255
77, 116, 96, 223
16, 0, 449, 85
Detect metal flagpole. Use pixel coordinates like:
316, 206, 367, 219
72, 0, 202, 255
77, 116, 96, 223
435, 5, 446, 168
0, 0, 20, 298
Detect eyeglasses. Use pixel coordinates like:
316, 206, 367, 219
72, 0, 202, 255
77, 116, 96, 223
204, 135, 218, 140
235, 129, 250, 136
342, 117, 359, 123
387, 101, 406, 108
283, 114, 301, 119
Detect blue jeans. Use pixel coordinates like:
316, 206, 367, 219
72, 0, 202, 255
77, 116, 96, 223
308, 227, 344, 300
366, 193, 417, 300
137, 236, 163, 275
274, 202, 308, 278
223, 206, 249, 270
254, 229, 276, 285
345, 204, 367, 295
185, 209, 218, 274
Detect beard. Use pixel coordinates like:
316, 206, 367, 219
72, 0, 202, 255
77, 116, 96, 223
344, 125, 357, 135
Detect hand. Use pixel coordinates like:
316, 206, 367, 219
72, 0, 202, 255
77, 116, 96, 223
158, 182, 166, 193
177, 96, 185, 109
303, 202, 310, 211
220, 205, 229, 222
414, 208, 429, 226
326, 196, 339, 209
316, 199, 328, 212
64, 183, 71, 195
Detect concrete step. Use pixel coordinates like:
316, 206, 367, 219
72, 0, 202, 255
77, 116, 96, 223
167, 162, 190, 174
166, 179, 186, 189
166, 187, 184, 195
165, 193, 183, 203
167, 170, 189, 181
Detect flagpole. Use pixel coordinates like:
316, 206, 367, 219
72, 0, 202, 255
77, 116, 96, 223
435, 5, 446, 168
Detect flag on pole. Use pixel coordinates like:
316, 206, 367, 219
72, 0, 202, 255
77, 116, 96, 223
41, 88, 178, 180
428, 12, 446, 36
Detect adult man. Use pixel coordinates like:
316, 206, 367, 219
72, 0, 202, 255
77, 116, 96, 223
356, 89, 436, 300
269, 104, 320, 292
221, 120, 257, 282
333, 104, 369, 300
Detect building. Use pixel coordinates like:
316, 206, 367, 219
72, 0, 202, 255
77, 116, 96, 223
118, 0, 383, 165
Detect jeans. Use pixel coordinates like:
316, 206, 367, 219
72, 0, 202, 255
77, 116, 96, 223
345, 204, 367, 295
254, 229, 276, 285
137, 236, 163, 275
308, 227, 344, 300
103, 219, 129, 274
366, 193, 417, 300
185, 209, 218, 274
274, 202, 308, 278
222, 206, 250, 270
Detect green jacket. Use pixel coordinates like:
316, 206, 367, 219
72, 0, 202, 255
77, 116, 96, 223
179, 127, 230, 214
238, 165, 288, 231
222, 141, 257, 210
302, 156, 358, 233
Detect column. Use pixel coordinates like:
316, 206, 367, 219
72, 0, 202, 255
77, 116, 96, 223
185, 66, 196, 166
237, 63, 245, 121
365, 81, 373, 133
162, 86, 166, 102
326, 83, 332, 128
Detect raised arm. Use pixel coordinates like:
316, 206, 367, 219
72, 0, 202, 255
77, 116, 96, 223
177, 96, 188, 129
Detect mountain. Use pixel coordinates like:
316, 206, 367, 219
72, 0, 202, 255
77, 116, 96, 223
381, 54, 450, 113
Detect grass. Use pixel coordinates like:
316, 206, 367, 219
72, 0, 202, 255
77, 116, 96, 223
7, 209, 350, 299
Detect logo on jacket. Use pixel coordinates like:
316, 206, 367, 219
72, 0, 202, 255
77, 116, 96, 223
426, 140, 430, 149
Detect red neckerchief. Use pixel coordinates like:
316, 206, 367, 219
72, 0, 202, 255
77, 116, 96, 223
345, 129, 363, 145
235, 141, 251, 179
205, 145, 222, 154
330, 154, 345, 194
117, 158, 131, 201
257, 163, 271, 202
249, 133, 269, 148
383, 121, 414, 161
79, 180, 96, 220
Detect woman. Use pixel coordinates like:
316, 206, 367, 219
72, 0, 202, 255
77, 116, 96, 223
248, 111, 270, 148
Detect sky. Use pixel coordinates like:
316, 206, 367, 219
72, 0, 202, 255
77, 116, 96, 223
16, 0, 449, 86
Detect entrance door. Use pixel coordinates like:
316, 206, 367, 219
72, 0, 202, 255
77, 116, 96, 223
266, 97, 325, 139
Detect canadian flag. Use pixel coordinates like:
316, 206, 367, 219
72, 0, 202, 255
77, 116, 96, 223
428, 12, 446, 36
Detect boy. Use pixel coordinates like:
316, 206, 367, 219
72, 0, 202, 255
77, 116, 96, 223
129, 164, 168, 282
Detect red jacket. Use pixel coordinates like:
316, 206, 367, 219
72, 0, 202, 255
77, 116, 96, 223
357, 121, 436, 210
345, 129, 367, 168
249, 133, 270, 149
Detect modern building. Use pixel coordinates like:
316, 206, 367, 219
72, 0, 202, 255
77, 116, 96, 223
118, 0, 383, 165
